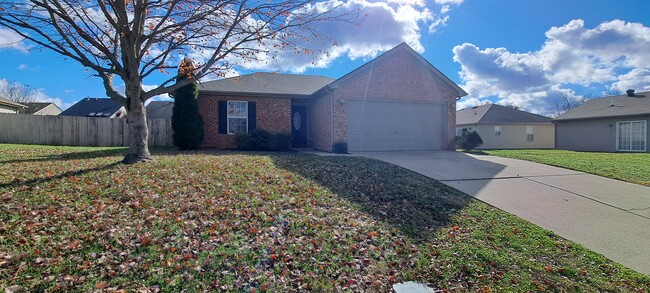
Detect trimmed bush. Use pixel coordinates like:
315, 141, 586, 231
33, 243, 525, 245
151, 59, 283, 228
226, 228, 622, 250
455, 131, 483, 152
332, 141, 348, 154
171, 59, 204, 150
272, 133, 292, 151
235, 129, 292, 151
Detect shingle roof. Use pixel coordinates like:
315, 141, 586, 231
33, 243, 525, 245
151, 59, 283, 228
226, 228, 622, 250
198, 73, 335, 97
146, 101, 173, 119
457, 104, 553, 125
59, 98, 124, 117
553, 91, 650, 121
18, 102, 61, 114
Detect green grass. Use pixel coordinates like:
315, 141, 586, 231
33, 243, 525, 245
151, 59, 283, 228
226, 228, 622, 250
1, 144, 649, 292
481, 149, 650, 186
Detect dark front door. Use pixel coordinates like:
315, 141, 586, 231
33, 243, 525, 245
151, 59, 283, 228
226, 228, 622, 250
291, 105, 308, 147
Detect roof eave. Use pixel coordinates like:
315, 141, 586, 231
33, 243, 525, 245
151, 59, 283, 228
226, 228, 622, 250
0, 100, 27, 108
553, 112, 650, 122
198, 90, 314, 99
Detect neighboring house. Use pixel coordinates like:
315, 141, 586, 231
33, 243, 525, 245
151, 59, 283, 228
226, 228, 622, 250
197, 43, 467, 152
146, 101, 173, 119
554, 90, 650, 153
59, 98, 126, 118
0, 97, 27, 114
18, 102, 62, 115
456, 104, 555, 149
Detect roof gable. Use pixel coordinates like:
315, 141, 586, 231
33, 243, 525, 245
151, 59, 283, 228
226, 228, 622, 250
198, 73, 334, 97
146, 101, 174, 119
322, 43, 467, 98
457, 104, 552, 125
59, 98, 124, 117
19, 102, 62, 114
554, 91, 650, 121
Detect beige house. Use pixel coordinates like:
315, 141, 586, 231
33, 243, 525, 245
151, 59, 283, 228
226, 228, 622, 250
0, 97, 27, 114
18, 102, 62, 115
456, 104, 555, 149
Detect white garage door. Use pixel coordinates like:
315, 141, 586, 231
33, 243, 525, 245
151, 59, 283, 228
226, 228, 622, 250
347, 100, 446, 152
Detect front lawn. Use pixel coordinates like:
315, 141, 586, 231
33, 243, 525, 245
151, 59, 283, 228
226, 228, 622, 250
1, 144, 648, 292
482, 149, 650, 186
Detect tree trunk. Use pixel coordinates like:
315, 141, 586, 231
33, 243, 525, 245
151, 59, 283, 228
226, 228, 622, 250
123, 92, 153, 164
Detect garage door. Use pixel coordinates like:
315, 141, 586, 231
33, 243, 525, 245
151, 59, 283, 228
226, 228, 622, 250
347, 100, 446, 152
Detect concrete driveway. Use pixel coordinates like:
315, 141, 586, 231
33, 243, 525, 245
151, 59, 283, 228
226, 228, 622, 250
358, 151, 650, 275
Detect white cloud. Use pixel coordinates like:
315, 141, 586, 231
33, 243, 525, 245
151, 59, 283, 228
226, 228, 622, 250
454, 19, 650, 115
33, 90, 72, 110
610, 68, 650, 93
228, 0, 462, 73
17, 64, 27, 70
64, 89, 75, 93
0, 29, 28, 52
433, 0, 464, 4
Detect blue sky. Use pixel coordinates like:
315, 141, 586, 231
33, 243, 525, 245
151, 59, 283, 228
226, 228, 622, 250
1, 0, 649, 115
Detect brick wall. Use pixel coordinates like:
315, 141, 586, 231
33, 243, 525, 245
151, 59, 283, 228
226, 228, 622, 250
317, 46, 460, 150
308, 92, 332, 151
198, 94, 291, 149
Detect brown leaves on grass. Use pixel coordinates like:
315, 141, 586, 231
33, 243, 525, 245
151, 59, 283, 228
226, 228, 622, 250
0, 146, 648, 292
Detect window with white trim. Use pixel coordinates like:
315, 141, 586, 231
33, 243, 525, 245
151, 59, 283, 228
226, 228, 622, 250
526, 126, 534, 142
494, 126, 501, 136
227, 101, 248, 134
617, 121, 646, 152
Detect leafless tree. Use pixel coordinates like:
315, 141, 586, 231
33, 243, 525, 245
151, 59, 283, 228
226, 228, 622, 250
0, 0, 354, 163
0, 80, 37, 103
553, 94, 586, 116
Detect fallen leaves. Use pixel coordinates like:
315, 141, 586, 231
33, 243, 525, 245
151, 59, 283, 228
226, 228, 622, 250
0, 145, 648, 292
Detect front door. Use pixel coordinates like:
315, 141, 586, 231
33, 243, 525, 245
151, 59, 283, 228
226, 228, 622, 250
291, 105, 308, 147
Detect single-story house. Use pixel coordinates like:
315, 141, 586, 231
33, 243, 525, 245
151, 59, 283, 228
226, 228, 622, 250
554, 90, 649, 153
0, 97, 27, 114
197, 43, 467, 152
456, 104, 555, 149
60, 98, 126, 118
18, 102, 62, 115
146, 101, 173, 119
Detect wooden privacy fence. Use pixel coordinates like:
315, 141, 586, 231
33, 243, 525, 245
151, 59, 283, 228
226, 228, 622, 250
0, 113, 173, 147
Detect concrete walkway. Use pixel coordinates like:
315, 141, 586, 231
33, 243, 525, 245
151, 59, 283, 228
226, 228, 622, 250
358, 151, 650, 275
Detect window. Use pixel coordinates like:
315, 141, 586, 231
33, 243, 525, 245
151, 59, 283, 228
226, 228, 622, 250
617, 121, 646, 152
494, 126, 501, 136
227, 101, 248, 134
526, 126, 534, 142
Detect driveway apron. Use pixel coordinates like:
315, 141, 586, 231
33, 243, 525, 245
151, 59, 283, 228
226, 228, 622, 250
359, 151, 650, 275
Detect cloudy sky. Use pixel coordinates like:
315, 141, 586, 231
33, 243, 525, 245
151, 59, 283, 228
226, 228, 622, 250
0, 0, 649, 115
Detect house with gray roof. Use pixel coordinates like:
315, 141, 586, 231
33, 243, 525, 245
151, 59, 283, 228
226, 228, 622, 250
198, 43, 467, 152
0, 96, 26, 114
146, 101, 173, 119
554, 90, 650, 152
60, 98, 126, 118
18, 102, 62, 115
456, 104, 555, 149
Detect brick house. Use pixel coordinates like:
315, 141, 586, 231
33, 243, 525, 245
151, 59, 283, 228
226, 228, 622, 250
198, 43, 467, 152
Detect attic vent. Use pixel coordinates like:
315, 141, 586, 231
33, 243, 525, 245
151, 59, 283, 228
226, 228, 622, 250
626, 89, 635, 97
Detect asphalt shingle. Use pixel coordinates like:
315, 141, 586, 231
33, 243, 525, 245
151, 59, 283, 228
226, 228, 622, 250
197, 73, 335, 97
457, 104, 552, 125
554, 91, 650, 121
